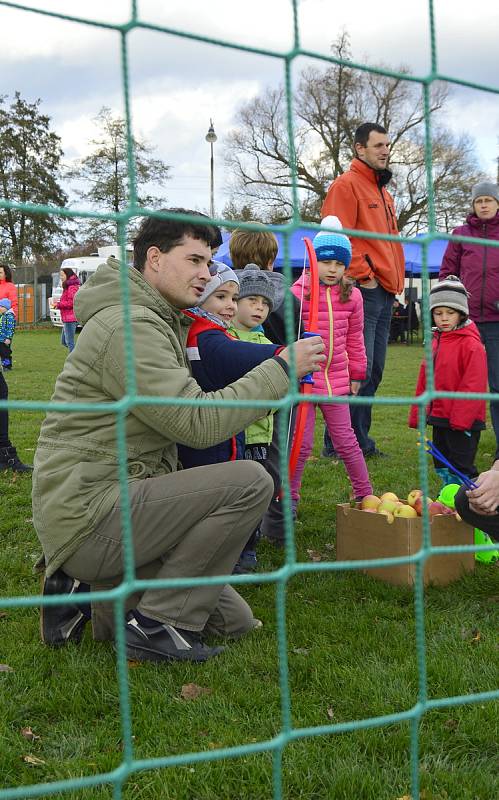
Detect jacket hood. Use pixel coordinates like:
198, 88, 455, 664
465, 211, 499, 231
64, 274, 81, 287
74, 256, 183, 326
432, 319, 482, 342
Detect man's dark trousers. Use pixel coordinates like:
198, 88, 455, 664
351, 284, 394, 455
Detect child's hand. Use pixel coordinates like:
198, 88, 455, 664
350, 380, 361, 395
4, 339, 10, 345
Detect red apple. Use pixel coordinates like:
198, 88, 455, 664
414, 496, 433, 516
428, 501, 448, 517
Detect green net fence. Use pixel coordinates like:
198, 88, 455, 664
0, 1, 498, 798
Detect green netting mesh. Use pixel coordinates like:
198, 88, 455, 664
0, 2, 497, 799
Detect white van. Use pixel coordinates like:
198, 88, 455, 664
49, 245, 131, 327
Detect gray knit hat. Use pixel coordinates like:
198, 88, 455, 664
471, 181, 499, 204
237, 264, 275, 311
429, 276, 469, 317
198, 260, 239, 305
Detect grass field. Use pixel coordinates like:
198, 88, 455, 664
1, 329, 498, 800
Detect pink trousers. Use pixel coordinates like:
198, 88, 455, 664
290, 401, 372, 502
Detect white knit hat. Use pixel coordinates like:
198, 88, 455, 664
198, 260, 239, 305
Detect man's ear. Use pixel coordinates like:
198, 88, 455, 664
146, 245, 161, 272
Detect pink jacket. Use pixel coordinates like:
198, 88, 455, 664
291, 276, 367, 396
56, 274, 81, 323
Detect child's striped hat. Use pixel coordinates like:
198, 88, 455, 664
313, 216, 352, 267
429, 276, 469, 317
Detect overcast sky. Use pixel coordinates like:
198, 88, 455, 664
1, 0, 499, 222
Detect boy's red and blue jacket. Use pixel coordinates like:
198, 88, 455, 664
177, 308, 283, 469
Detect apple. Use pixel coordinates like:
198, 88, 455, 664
377, 499, 398, 514
428, 501, 448, 517
378, 509, 395, 523
380, 492, 399, 503
414, 496, 433, 516
393, 504, 418, 519
362, 507, 378, 513
407, 489, 423, 507
360, 494, 381, 511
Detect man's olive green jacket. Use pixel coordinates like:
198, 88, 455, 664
32, 258, 289, 575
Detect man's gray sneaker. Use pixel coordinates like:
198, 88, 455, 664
41, 569, 90, 647
125, 612, 225, 663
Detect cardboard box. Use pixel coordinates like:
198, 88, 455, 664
336, 504, 475, 587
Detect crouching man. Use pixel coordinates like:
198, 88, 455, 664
32, 211, 324, 664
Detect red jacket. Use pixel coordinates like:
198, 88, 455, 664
321, 158, 405, 295
0, 280, 18, 317
408, 321, 487, 431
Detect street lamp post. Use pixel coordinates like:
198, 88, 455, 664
205, 119, 217, 218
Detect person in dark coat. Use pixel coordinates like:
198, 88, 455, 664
440, 181, 499, 449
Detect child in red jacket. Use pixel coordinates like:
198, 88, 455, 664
409, 276, 487, 484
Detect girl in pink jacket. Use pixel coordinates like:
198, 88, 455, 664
290, 217, 372, 509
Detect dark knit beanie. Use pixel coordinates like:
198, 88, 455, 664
429, 276, 469, 317
238, 264, 275, 311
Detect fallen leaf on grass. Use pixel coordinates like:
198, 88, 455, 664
0, 664, 13, 672
461, 627, 481, 644
324, 543, 335, 551
21, 727, 41, 741
306, 549, 322, 562
486, 595, 499, 603
326, 707, 334, 720
0, 612, 7, 620
443, 718, 458, 731
180, 683, 212, 701
127, 660, 143, 668
396, 796, 412, 800
22, 755, 46, 766
291, 648, 310, 656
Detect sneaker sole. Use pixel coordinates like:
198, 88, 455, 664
125, 644, 225, 663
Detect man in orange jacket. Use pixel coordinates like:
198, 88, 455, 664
321, 122, 405, 458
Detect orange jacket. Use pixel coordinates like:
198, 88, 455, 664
321, 159, 405, 295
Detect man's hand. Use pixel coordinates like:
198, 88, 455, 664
279, 336, 325, 379
466, 464, 499, 515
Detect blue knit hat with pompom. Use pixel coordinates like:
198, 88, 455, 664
313, 216, 352, 267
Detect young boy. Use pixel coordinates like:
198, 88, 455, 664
0, 298, 15, 370
409, 276, 487, 484
229, 228, 300, 545
229, 267, 280, 566
229, 227, 301, 344
178, 262, 284, 470
177, 261, 285, 573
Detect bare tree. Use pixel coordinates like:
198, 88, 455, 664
224, 33, 483, 232
67, 107, 170, 240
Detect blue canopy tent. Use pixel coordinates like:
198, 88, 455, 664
403, 235, 448, 276
216, 228, 449, 275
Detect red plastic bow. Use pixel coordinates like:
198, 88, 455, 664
287, 237, 320, 480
